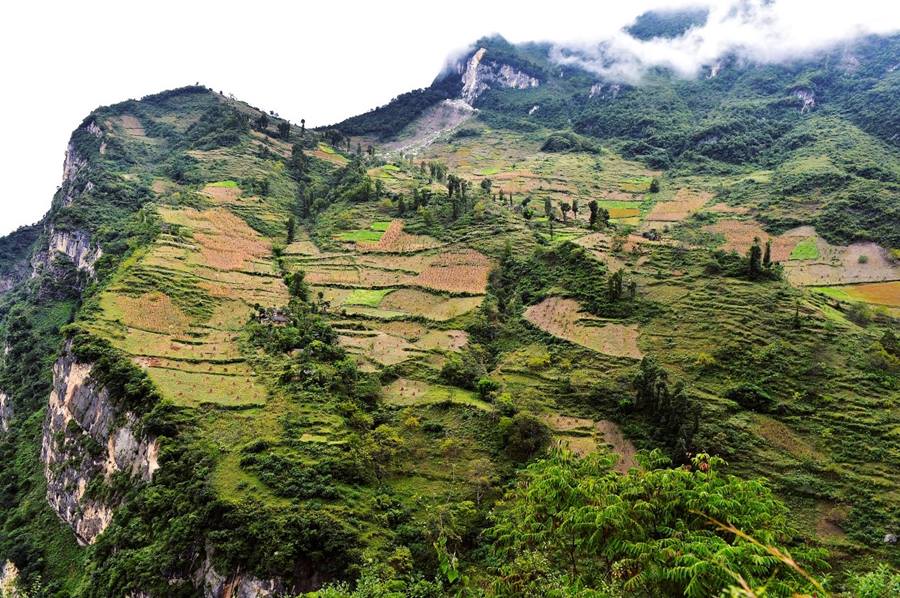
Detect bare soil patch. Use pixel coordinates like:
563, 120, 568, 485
524, 297, 643, 359
645, 188, 712, 223
595, 420, 639, 473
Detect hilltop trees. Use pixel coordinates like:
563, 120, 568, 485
632, 357, 701, 461
588, 200, 609, 229
277, 121, 291, 140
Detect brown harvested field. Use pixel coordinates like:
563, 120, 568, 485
523, 296, 643, 359
116, 114, 146, 137
372, 321, 429, 339
202, 183, 242, 202
357, 220, 440, 253
113, 292, 191, 334
158, 207, 270, 271
339, 332, 419, 366
358, 268, 413, 287
284, 240, 322, 256
412, 249, 492, 294
380, 288, 483, 321
840, 281, 900, 307
545, 415, 593, 431
414, 329, 469, 351
309, 146, 349, 167
595, 420, 639, 473
645, 188, 712, 222
705, 219, 797, 261
357, 253, 436, 274
304, 267, 359, 285
706, 202, 749, 214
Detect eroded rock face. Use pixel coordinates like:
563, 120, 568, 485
0, 560, 21, 597
458, 47, 540, 105
195, 549, 283, 598
0, 391, 12, 433
30, 228, 102, 281
793, 88, 816, 113
41, 343, 159, 545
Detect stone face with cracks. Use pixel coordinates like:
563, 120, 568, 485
41, 343, 159, 545
459, 47, 540, 105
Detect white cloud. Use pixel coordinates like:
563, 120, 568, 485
1, 1, 898, 235
551, 0, 900, 82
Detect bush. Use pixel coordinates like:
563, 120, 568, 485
725, 383, 775, 412
500, 413, 551, 461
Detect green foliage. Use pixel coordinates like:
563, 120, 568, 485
849, 564, 900, 598
499, 413, 551, 462
487, 449, 826, 597
335, 75, 461, 139
632, 357, 701, 461
540, 131, 600, 154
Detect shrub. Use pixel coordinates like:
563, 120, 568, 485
500, 413, 551, 461
725, 383, 775, 412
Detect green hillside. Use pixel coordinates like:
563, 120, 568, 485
0, 25, 898, 598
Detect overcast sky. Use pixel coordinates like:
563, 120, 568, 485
1, 0, 898, 235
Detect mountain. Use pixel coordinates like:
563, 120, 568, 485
0, 26, 898, 598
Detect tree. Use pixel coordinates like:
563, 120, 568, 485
571, 198, 579, 219
632, 357, 701, 460
480, 178, 493, 195
289, 270, 309, 301
649, 177, 660, 192
255, 113, 269, 131
487, 449, 826, 597
588, 199, 599, 229
560, 202, 570, 224
763, 239, 772, 268
608, 269, 624, 301
277, 121, 291, 140
599, 207, 610, 228
543, 197, 553, 221
501, 413, 551, 461
286, 216, 295, 244
397, 195, 406, 216
748, 237, 763, 279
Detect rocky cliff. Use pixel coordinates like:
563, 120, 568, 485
0, 391, 11, 434
458, 47, 540, 105
31, 228, 103, 278
195, 549, 284, 598
41, 343, 159, 545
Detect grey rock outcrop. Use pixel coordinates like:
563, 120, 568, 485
458, 47, 540, 105
195, 549, 283, 598
41, 343, 159, 545
0, 391, 12, 433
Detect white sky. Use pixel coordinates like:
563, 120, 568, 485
1, 0, 898, 235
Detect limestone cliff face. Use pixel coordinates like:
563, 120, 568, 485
0, 560, 22, 597
41, 343, 159, 545
195, 549, 283, 598
458, 47, 540, 105
30, 120, 105, 284
0, 391, 11, 433
58, 120, 101, 209
792, 88, 816, 113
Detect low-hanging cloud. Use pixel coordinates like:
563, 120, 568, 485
550, 0, 900, 83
